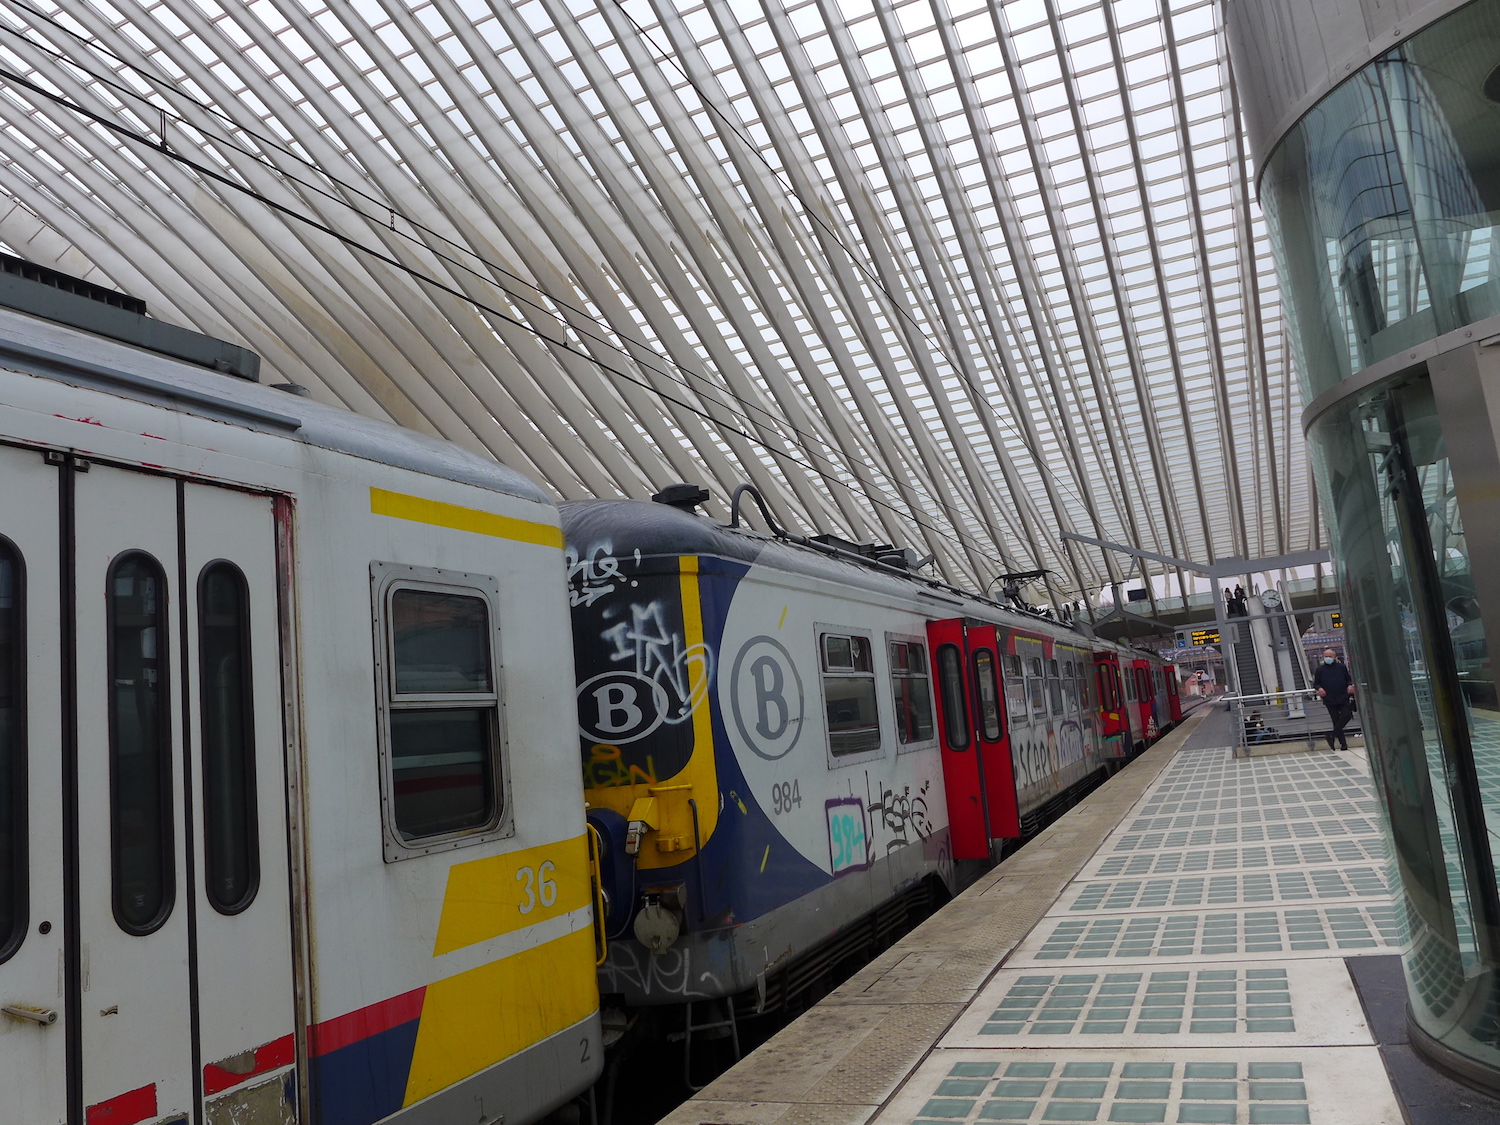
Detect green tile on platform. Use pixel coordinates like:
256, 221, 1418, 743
1007, 1062, 1057, 1077
1062, 1063, 1114, 1078
1183, 1063, 1236, 1079
1042, 1103, 1101, 1122
1108, 1107, 1166, 1124
1248, 1108, 1311, 1125
1180, 1082, 1236, 1100
936, 1079, 989, 1096
1248, 1082, 1307, 1100
1176, 1106, 1237, 1124
995, 1080, 1048, 1098
1054, 1081, 1108, 1098
1122, 1063, 1174, 1079
918, 1099, 974, 1118
979, 1103, 1036, 1121
1116, 1082, 1171, 1100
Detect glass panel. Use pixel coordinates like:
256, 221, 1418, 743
0, 541, 22, 961
1313, 369, 1500, 1076
824, 676, 880, 755
890, 641, 934, 745
823, 634, 852, 670
973, 650, 1002, 741
198, 563, 257, 914
1262, 1, 1500, 400
391, 589, 491, 694
109, 552, 173, 934
390, 709, 495, 838
850, 635, 873, 672
937, 644, 970, 750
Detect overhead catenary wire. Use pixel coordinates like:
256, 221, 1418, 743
0, 0, 1059, 579
0, 52, 1058, 579
0, 0, 1096, 561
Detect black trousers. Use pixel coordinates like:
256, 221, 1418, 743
1324, 701, 1354, 746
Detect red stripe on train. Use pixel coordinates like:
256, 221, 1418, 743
308, 987, 426, 1057
203, 1033, 296, 1096
86, 1084, 157, 1125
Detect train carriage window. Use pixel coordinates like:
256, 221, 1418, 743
1048, 659, 1064, 715
887, 638, 935, 746
821, 632, 881, 756
198, 562, 258, 914
1002, 654, 1027, 724
108, 552, 174, 935
373, 565, 507, 856
1124, 669, 1136, 702
972, 650, 1002, 741
1094, 664, 1113, 711
935, 644, 970, 750
1028, 657, 1047, 719
0, 539, 23, 963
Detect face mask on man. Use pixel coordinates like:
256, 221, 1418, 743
1324, 656, 1335, 665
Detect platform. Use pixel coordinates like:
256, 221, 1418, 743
661, 705, 1421, 1125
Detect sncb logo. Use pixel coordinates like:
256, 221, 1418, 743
577, 671, 668, 744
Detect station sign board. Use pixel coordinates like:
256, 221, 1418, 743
1331, 612, 1342, 628
1190, 628, 1221, 646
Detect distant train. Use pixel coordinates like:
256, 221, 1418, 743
0, 279, 601, 1125
566, 492, 1180, 1041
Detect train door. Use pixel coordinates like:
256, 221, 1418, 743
0, 445, 67, 1124
70, 463, 296, 1124
1166, 666, 1183, 723
965, 625, 1019, 840
1132, 662, 1158, 742
1092, 653, 1127, 759
926, 619, 1019, 860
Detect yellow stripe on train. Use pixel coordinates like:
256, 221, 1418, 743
369, 486, 565, 549
404, 927, 599, 1106
432, 836, 592, 956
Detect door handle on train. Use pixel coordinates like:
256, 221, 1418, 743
3, 1003, 58, 1026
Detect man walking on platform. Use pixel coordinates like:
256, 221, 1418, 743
1313, 648, 1356, 751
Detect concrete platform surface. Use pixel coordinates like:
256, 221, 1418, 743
660, 705, 1416, 1125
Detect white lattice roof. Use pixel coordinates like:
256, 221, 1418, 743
0, 0, 1312, 600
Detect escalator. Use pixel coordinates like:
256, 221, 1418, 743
1272, 613, 1309, 690
1230, 622, 1263, 696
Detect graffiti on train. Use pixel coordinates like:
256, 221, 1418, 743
599, 599, 713, 725
584, 742, 661, 789
1010, 720, 1088, 791
565, 539, 632, 607
600, 942, 724, 1001
866, 775, 934, 853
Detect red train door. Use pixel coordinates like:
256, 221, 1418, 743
1093, 651, 1127, 757
926, 619, 1020, 860
967, 624, 1020, 840
1165, 664, 1183, 722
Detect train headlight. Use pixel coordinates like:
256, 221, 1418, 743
633, 900, 681, 954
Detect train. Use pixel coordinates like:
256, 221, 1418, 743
565, 489, 1183, 1068
0, 256, 1184, 1123
0, 266, 601, 1125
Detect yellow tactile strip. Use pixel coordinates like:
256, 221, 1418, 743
657, 709, 1213, 1125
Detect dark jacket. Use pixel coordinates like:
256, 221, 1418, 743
1312, 660, 1354, 700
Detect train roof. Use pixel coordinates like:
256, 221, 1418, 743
0, 299, 550, 507
561, 496, 1099, 641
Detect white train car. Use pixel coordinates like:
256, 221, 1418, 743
0, 267, 600, 1125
